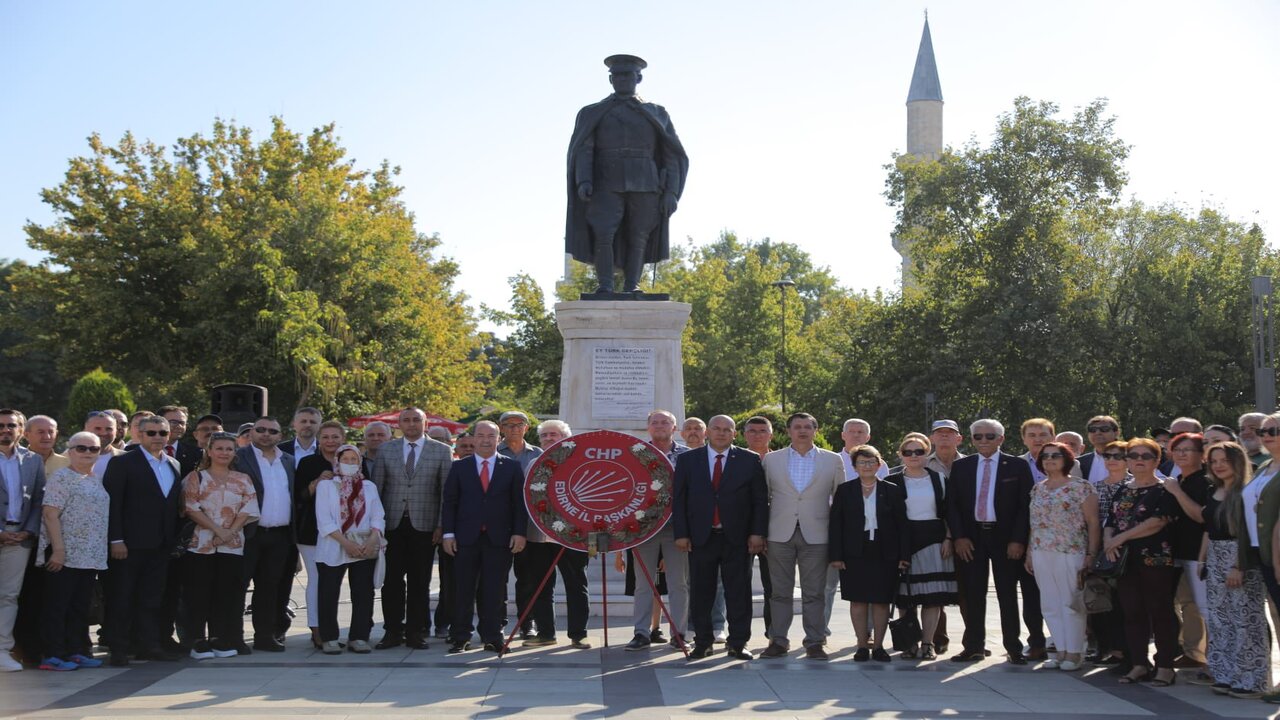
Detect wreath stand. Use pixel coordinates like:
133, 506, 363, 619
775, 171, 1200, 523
499, 538, 688, 658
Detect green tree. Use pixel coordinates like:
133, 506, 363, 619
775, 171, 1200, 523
10, 119, 489, 419
0, 259, 72, 414
484, 274, 563, 414
65, 368, 136, 431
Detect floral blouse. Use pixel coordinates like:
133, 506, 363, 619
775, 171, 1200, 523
1104, 480, 1181, 567
183, 470, 260, 556
1029, 477, 1095, 554
38, 467, 109, 570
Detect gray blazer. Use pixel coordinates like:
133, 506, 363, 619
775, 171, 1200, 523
234, 445, 296, 540
372, 436, 451, 532
1, 446, 46, 547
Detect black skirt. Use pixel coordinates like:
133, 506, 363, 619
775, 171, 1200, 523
839, 537, 899, 604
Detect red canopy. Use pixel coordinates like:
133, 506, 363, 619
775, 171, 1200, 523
346, 411, 469, 433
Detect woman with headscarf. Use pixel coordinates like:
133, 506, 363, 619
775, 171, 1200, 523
314, 444, 384, 655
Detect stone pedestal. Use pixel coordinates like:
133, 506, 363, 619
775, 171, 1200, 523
555, 300, 691, 438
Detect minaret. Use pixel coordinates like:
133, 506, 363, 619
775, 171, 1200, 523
894, 14, 944, 285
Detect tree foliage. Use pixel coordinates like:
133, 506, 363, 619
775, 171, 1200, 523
65, 368, 136, 431
9, 118, 489, 420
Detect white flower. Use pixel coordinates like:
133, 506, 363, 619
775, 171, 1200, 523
632, 443, 647, 452
562, 441, 576, 449
634, 510, 646, 520
650, 481, 663, 491
529, 482, 546, 492
552, 520, 567, 532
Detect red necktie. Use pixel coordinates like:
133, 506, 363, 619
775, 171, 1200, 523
165, 445, 175, 457
480, 459, 490, 493
712, 453, 724, 527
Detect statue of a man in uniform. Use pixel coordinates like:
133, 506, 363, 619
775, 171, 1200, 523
565, 55, 689, 295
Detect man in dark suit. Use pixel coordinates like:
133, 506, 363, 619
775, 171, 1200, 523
103, 415, 183, 666
156, 404, 202, 651
158, 405, 202, 479
236, 416, 296, 653
277, 407, 322, 468
946, 418, 1036, 665
1077, 415, 1121, 485
441, 421, 527, 655
673, 415, 768, 660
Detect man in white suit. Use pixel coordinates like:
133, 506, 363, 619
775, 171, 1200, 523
759, 412, 844, 660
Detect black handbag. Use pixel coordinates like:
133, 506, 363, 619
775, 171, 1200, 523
171, 520, 196, 559
889, 571, 923, 651
1090, 546, 1128, 579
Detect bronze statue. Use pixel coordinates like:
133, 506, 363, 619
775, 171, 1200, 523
565, 55, 688, 295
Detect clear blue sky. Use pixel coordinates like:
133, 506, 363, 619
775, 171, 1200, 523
3, 1, 1277, 331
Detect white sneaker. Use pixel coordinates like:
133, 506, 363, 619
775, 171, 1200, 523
1059, 660, 1081, 672
0, 653, 23, 672
1042, 657, 1061, 669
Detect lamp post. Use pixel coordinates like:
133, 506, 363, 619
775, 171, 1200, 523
772, 278, 796, 414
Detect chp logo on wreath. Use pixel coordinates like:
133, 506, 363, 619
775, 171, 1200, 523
525, 429, 673, 552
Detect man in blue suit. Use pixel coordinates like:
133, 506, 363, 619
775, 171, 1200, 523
673, 415, 768, 660
441, 421, 527, 654
103, 415, 183, 666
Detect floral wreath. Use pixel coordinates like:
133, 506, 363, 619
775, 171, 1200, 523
526, 440, 672, 550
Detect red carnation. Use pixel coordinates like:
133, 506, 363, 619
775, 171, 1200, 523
536, 500, 548, 512
593, 520, 607, 531
544, 460, 558, 471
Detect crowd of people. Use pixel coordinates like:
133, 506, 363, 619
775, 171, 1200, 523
0, 403, 1278, 705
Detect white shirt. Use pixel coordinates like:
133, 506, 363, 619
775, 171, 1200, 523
291, 438, 316, 467
707, 446, 731, 479
840, 450, 889, 482
1244, 465, 1279, 546
974, 454, 998, 522
144, 450, 175, 497
253, 445, 291, 527
863, 483, 879, 540
314, 478, 385, 567
0, 450, 21, 522
92, 452, 114, 481
903, 473, 938, 521
473, 452, 497, 478
1087, 452, 1110, 485
402, 437, 423, 472
787, 446, 818, 494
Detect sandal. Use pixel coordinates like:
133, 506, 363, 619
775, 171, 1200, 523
921, 643, 937, 660
1119, 667, 1151, 684
1150, 669, 1177, 687
901, 644, 918, 659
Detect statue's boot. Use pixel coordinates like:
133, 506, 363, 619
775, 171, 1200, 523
593, 241, 615, 293
622, 243, 647, 293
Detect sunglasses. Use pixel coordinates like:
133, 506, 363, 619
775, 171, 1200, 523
68, 444, 101, 453
972, 433, 1000, 441
1126, 452, 1158, 461
1102, 452, 1126, 461
254, 427, 282, 435
1039, 452, 1065, 460
142, 430, 169, 437
1259, 427, 1280, 437
900, 449, 928, 457
1086, 425, 1117, 433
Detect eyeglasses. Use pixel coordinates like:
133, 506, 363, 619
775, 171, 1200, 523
1087, 425, 1117, 433
1259, 427, 1280, 437
1102, 452, 1126, 461
854, 459, 881, 466
254, 427, 281, 435
68, 444, 100, 453
1039, 452, 1065, 459
142, 430, 169, 437
972, 433, 1000, 441
1126, 452, 1158, 461
900, 449, 927, 457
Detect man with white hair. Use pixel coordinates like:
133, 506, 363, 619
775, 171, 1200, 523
946, 419, 1036, 664
1055, 431, 1085, 458
23, 416, 68, 479
1240, 412, 1270, 467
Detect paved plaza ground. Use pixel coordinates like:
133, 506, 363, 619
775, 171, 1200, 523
3, 571, 1278, 720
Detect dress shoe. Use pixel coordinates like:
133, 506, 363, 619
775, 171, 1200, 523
108, 651, 129, 667
688, 644, 714, 659
853, 647, 870, 662
805, 645, 829, 660
274, 633, 287, 645
234, 642, 253, 656
375, 634, 403, 650
482, 642, 504, 655
624, 633, 652, 651
1007, 652, 1028, 665
570, 639, 593, 649
252, 638, 286, 653
405, 635, 430, 650
137, 648, 180, 662
448, 641, 471, 654
1026, 647, 1048, 661
871, 647, 891, 662
649, 628, 667, 644
950, 649, 985, 662
759, 641, 788, 658
726, 646, 754, 661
